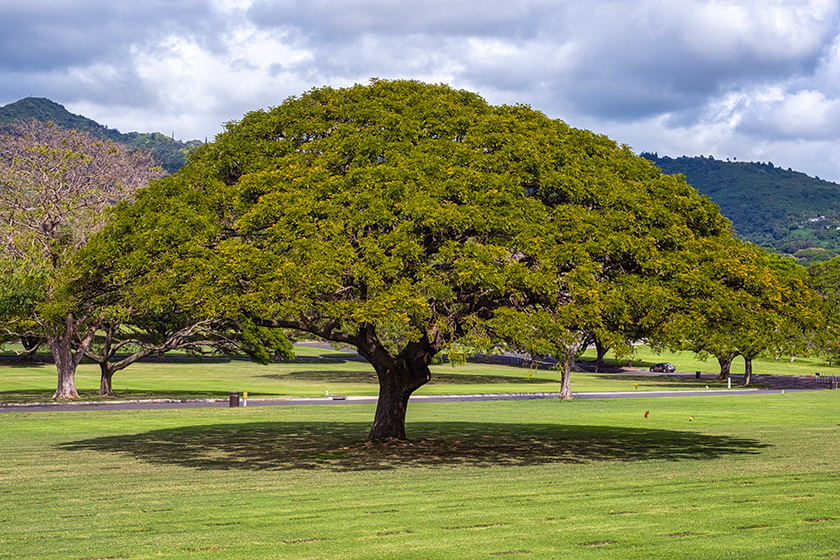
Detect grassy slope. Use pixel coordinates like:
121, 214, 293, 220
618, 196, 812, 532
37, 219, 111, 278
2, 344, 836, 404
1, 392, 838, 559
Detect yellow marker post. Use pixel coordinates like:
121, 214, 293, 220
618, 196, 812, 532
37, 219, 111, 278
242, 391, 248, 407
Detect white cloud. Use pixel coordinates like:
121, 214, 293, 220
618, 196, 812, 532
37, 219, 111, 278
4, 0, 840, 180
212, 0, 254, 12
741, 89, 840, 139
672, 0, 835, 61
68, 22, 315, 139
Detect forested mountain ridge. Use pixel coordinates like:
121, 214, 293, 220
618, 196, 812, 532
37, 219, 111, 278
0, 97, 201, 173
642, 153, 840, 265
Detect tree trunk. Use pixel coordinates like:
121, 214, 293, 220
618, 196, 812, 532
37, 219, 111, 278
47, 314, 98, 400
94, 323, 116, 396
20, 335, 42, 362
257, 320, 440, 441
559, 367, 573, 400
98, 363, 116, 396
716, 352, 738, 381
369, 368, 415, 441
594, 339, 609, 366
558, 342, 580, 400
366, 343, 433, 441
23, 345, 39, 362
48, 332, 80, 400
742, 357, 753, 387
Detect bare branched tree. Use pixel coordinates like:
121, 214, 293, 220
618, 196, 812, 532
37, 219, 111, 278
0, 120, 165, 398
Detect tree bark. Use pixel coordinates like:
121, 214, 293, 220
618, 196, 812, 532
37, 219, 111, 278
369, 366, 414, 441
559, 367, 573, 400
594, 339, 609, 366
359, 335, 433, 440
48, 314, 99, 400
742, 357, 753, 387
716, 352, 739, 381
98, 363, 116, 396
48, 331, 80, 400
367, 366, 429, 440
558, 342, 580, 400
20, 335, 43, 362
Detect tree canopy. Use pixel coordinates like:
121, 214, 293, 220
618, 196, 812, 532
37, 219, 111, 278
84, 80, 738, 439
653, 237, 823, 384
807, 255, 840, 364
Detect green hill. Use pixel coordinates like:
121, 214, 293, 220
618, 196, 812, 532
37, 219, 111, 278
0, 97, 201, 173
642, 153, 840, 265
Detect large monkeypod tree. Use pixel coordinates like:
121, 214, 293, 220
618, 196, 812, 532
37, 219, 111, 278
90, 80, 732, 439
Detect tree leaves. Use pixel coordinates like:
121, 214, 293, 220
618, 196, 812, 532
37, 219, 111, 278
83, 81, 741, 370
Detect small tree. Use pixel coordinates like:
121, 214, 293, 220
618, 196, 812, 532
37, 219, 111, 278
739, 255, 822, 385
657, 240, 822, 386
808, 256, 840, 365
84, 316, 217, 396
69, 230, 295, 396
83, 315, 292, 396
0, 121, 164, 398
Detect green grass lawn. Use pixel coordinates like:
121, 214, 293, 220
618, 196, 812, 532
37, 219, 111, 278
1, 391, 838, 559
0, 357, 682, 403
3, 344, 837, 404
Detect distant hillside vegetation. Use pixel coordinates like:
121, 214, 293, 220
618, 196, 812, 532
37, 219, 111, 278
642, 153, 840, 265
0, 97, 201, 173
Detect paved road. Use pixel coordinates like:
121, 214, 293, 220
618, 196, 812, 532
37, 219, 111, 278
0, 387, 819, 413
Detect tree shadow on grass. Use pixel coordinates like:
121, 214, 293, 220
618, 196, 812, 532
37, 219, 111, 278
0, 359, 50, 367
268, 370, 559, 384
58, 421, 770, 472
429, 373, 560, 384
263, 370, 378, 383
588, 374, 771, 389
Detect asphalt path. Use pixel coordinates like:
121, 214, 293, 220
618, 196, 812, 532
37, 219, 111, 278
0, 387, 818, 413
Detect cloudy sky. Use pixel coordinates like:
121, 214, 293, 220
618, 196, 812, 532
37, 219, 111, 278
2, 0, 840, 180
